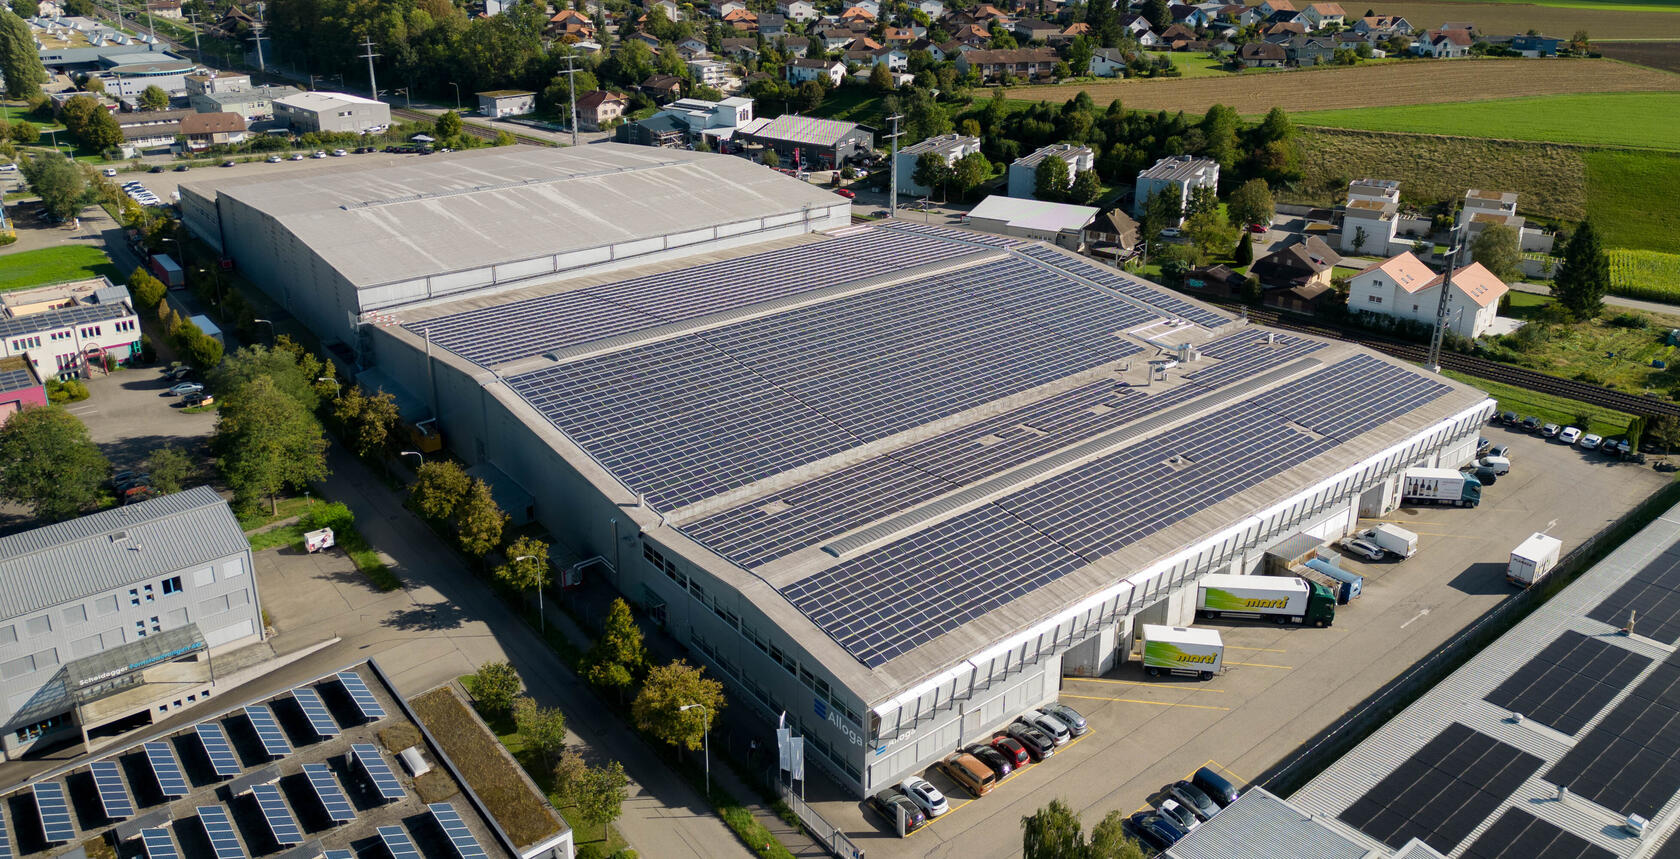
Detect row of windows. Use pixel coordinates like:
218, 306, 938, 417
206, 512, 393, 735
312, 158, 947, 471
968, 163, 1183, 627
9, 336, 41, 350
129, 575, 184, 606
79, 325, 103, 338
10, 319, 139, 352
2, 564, 242, 650
14, 714, 68, 743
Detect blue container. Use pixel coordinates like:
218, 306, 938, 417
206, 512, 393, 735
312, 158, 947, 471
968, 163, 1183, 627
1307, 558, 1364, 600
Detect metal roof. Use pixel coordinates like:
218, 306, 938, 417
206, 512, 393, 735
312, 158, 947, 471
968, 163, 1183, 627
0, 486, 249, 622
1012, 142, 1094, 168
967, 194, 1098, 232
0, 302, 129, 341
737, 114, 866, 147
1165, 788, 1386, 859
1139, 154, 1219, 183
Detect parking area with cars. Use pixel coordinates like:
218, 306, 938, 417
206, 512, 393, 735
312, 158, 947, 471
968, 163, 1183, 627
810, 422, 1672, 858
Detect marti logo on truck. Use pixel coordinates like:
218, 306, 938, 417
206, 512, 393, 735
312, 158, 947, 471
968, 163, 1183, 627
1242, 597, 1289, 609
1174, 652, 1218, 664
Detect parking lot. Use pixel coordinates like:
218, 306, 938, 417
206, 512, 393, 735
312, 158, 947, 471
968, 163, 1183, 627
809, 424, 1671, 858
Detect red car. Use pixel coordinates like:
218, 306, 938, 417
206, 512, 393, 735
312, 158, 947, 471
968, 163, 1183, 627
990, 735, 1030, 767
1247, 223, 1267, 233
835, 188, 856, 198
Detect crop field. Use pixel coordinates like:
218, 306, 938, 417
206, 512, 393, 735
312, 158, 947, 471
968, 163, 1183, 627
1290, 93, 1680, 150
1006, 58, 1677, 116
1600, 41, 1680, 73
1584, 149, 1680, 253
1370, 1, 1680, 38
1609, 250, 1680, 301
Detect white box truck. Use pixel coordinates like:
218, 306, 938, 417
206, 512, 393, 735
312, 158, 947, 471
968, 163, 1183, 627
1401, 467, 1482, 508
1508, 533, 1563, 587
1141, 624, 1224, 680
1196, 574, 1336, 627
1366, 524, 1418, 559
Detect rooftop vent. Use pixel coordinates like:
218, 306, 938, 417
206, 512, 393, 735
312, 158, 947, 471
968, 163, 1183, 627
109, 530, 128, 543
1625, 814, 1647, 838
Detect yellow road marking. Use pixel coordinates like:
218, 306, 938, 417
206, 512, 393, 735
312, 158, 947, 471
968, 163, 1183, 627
1226, 660, 1292, 669
1224, 645, 1287, 653
1062, 693, 1231, 711
1064, 676, 1225, 692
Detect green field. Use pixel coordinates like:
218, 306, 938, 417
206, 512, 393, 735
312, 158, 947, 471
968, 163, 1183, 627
1440, 369, 1635, 436
1609, 249, 1680, 302
1586, 149, 1680, 254
0, 246, 120, 291
1293, 93, 1680, 151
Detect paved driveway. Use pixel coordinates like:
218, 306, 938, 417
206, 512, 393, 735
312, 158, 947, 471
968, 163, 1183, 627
74, 367, 218, 468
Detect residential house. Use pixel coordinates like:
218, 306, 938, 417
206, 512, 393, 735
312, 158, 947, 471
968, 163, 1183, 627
575, 90, 627, 131
1238, 41, 1287, 66
719, 37, 762, 61
1168, 4, 1211, 27
1299, 2, 1344, 28
647, 0, 682, 19
1014, 17, 1061, 41
1050, 22, 1090, 44
1264, 20, 1307, 36
178, 111, 246, 149
1441, 20, 1478, 37
618, 95, 754, 147
1412, 28, 1471, 56
0, 278, 142, 381
477, 89, 536, 117
722, 7, 758, 29
1251, 235, 1342, 291
116, 108, 190, 156
1339, 178, 1401, 254
1184, 265, 1250, 300
1509, 34, 1561, 56
1458, 188, 1551, 260
711, 0, 746, 17
972, 4, 1010, 22
1353, 14, 1411, 37
678, 36, 710, 54
1159, 22, 1199, 47
779, 0, 818, 20
895, 133, 981, 195
1119, 13, 1154, 36
918, 0, 945, 17
1347, 253, 1508, 338
689, 59, 737, 89
1288, 35, 1337, 64
955, 46, 1062, 81
1212, 4, 1248, 24
1008, 143, 1095, 198
759, 13, 788, 35
627, 31, 663, 49
851, 0, 882, 15
1133, 154, 1218, 221
1084, 208, 1141, 262
641, 74, 684, 102
1257, 0, 1294, 16
547, 9, 597, 40
1090, 46, 1131, 76
211, 5, 255, 37
840, 5, 876, 23
881, 26, 918, 44
847, 36, 885, 51
910, 38, 948, 60
1266, 280, 1339, 314
787, 58, 848, 86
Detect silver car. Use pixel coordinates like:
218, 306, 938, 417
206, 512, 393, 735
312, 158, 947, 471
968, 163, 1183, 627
1038, 703, 1088, 736
1343, 538, 1385, 562
1020, 711, 1071, 746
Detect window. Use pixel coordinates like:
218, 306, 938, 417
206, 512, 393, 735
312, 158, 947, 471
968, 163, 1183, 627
193, 567, 215, 587
144, 584, 155, 603
1, 654, 36, 679
1367, 295, 1383, 304
135, 620, 147, 638
0, 625, 14, 646
25, 615, 50, 637
62, 605, 86, 626
162, 576, 183, 595
14, 714, 66, 742
150, 616, 161, 634
222, 560, 245, 579
129, 588, 141, 607
96, 595, 118, 616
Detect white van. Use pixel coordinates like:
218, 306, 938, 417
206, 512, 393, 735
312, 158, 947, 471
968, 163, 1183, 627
1477, 455, 1511, 475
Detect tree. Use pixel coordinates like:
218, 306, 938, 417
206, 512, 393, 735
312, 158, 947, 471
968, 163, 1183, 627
82, 75, 104, 94
1234, 230, 1253, 265
0, 406, 110, 521
1352, 225, 1368, 254
214, 376, 330, 514
1569, 29, 1590, 52
794, 77, 826, 112
513, 696, 568, 765
1185, 208, 1236, 261
179, 325, 224, 370
10, 119, 38, 143
436, 109, 463, 140
1021, 798, 1085, 859
952, 151, 991, 200
76, 103, 122, 150
1033, 154, 1070, 202
631, 659, 725, 751
1225, 178, 1274, 228
210, 344, 323, 411
1185, 184, 1219, 220
1552, 219, 1610, 319
1087, 810, 1149, 859
455, 477, 507, 558
20, 154, 89, 222
410, 460, 471, 521
1067, 169, 1103, 206
140, 84, 171, 110
553, 747, 589, 805
868, 61, 894, 92
586, 598, 646, 697
496, 534, 550, 604
128, 267, 168, 310
1470, 223, 1522, 283
0, 8, 48, 99
10, 0, 39, 18
573, 760, 629, 829
332, 385, 401, 461
913, 151, 953, 201
759, 147, 780, 168
470, 661, 522, 714
146, 445, 197, 495
1647, 414, 1680, 454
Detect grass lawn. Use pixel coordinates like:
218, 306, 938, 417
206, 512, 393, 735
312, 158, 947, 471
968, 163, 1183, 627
0, 246, 121, 291
809, 88, 888, 124
1441, 369, 1636, 436
1143, 51, 1232, 78
1585, 149, 1680, 254
1292, 93, 1680, 151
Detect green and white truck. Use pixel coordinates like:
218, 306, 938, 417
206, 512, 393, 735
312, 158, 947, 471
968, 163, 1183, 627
1140, 624, 1224, 681
1196, 573, 1337, 627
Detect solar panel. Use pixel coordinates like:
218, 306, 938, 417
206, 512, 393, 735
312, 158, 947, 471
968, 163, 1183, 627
301, 763, 356, 823
291, 686, 341, 738
322, 853, 354, 859
249, 783, 304, 847
33, 782, 74, 843
377, 825, 423, 859
336, 671, 387, 722
243, 704, 292, 757
140, 827, 179, 859
1460, 808, 1615, 859
144, 741, 190, 798
1244, 354, 1451, 441
352, 743, 407, 801
1484, 631, 1651, 735
1016, 244, 1231, 328
90, 760, 135, 819
1587, 545, 1680, 645
1546, 648, 1680, 818
196, 805, 247, 859
196, 722, 242, 778
429, 802, 490, 859
1187, 328, 1326, 389
0, 806, 10, 859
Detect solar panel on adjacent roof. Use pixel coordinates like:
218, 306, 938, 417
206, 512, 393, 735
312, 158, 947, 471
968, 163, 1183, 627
1460, 808, 1614, 859
351, 743, 407, 801
291, 686, 340, 738
140, 827, 179, 859
301, 763, 356, 822
1187, 328, 1325, 389
1245, 354, 1451, 441
321, 852, 354, 859
249, 783, 304, 847
1587, 544, 1680, 645
33, 782, 74, 843
144, 741, 190, 798
196, 722, 242, 778
429, 802, 490, 859
196, 805, 247, 859
335, 671, 387, 722
1546, 648, 1680, 818
243, 704, 292, 757
1016, 244, 1231, 328
377, 825, 423, 859
1484, 631, 1650, 735
0, 806, 11, 859
89, 760, 135, 819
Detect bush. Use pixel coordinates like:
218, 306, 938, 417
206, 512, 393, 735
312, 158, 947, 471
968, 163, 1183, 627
139, 334, 156, 364
1609, 312, 1649, 329
45, 379, 90, 403
576, 846, 608, 859
300, 501, 354, 533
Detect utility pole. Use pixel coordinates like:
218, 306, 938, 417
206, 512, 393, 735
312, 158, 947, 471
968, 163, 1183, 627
359, 35, 380, 102
143, 0, 155, 49
185, 9, 202, 61
884, 112, 903, 219
1426, 216, 1464, 373
561, 54, 579, 146
250, 21, 268, 72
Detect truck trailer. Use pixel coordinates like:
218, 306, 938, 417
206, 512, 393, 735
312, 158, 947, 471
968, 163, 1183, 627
1508, 532, 1564, 587
1196, 574, 1336, 627
1366, 523, 1419, 558
1304, 558, 1362, 602
1140, 624, 1224, 680
1400, 467, 1481, 508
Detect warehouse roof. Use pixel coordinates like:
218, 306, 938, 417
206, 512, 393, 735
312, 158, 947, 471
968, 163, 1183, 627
273, 90, 385, 111
968, 194, 1098, 233
388, 220, 1488, 700
1293, 500, 1680, 858
737, 114, 867, 147
178, 144, 845, 290
1165, 788, 1391, 859
0, 486, 248, 622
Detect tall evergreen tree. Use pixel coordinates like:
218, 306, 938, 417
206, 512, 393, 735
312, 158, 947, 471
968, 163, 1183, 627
0, 8, 48, 99
1552, 220, 1610, 320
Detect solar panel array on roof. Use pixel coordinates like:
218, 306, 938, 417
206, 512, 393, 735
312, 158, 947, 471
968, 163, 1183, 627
336, 671, 387, 722
292, 686, 341, 738
301, 763, 356, 822
0, 807, 10, 859
1337, 723, 1543, 853
243, 704, 292, 757
1483, 631, 1651, 735
1016, 244, 1231, 328
0, 302, 128, 341
1460, 808, 1614, 859
876, 219, 1026, 248
1245, 354, 1452, 441
352, 743, 407, 801
429, 802, 491, 859
1587, 544, 1680, 644
33, 782, 73, 843
322, 852, 353, 859
197, 805, 246, 859
90, 760, 135, 819
144, 741, 190, 798
1546, 648, 1680, 818
409, 228, 980, 366
1187, 328, 1325, 389
377, 825, 423, 859
249, 783, 304, 847
140, 827, 178, 859
196, 722, 242, 778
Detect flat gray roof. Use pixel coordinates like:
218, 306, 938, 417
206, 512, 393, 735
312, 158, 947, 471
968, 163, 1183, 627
181, 144, 844, 290
1140, 154, 1218, 182
1012, 142, 1093, 168
1165, 788, 1391, 859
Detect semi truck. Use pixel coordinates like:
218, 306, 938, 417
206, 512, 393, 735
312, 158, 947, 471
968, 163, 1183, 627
1140, 624, 1224, 680
1366, 524, 1419, 559
1196, 574, 1336, 627
1508, 532, 1563, 587
1401, 467, 1481, 508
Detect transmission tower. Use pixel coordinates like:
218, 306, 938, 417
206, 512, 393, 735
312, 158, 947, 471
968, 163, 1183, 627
359, 35, 380, 101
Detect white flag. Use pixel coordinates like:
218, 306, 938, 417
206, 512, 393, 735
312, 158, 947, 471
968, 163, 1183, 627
777, 727, 792, 771
790, 737, 805, 781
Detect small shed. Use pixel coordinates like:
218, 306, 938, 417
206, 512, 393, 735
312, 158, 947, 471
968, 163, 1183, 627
476, 90, 536, 118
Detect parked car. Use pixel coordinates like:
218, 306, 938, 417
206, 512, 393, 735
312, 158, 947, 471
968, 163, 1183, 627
1521, 416, 1541, 432
1541, 423, 1561, 438
871, 209, 889, 218
290, 153, 306, 160
834, 188, 855, 198
121, 484, 155, 505
1019, 711, 1071, 746
220, 159, 236, 167
898, 776, 948, 818
149, 165, 165, 173
164, 365, 193, 380
1559, 426, 1583, 445
332, 148, 348, 157
102, 167, 118, 177
963, 743, 1013, 778
267, 155, 283, 163
1579, 433, 1604, 450
1158, 227, 1182, 238
1611, 437, 1633, 457
1003, 723, 1055, 761
112, 470, 143, 488
1476, 456, 1511, 475
1487, 443, 1510, 458
312, 150, 328, 158
1342, 537, 1385, 561
1192, 766, 1240, 807
167, 381, 204, 396
182, 392, 215, 408
1464, 465, 1498, 485
173, 164, 190, 171
1476, 436, 1492, 455
1497, 410, 1518, 425
1157, 798, 1200, 833
1247, 222, 1267, 234
1167, 780, 1221, 821
1039, 703, 1088, 737
989, 735, 1030, 767
866, 789, 925, 834
1126, 812, 1185, 851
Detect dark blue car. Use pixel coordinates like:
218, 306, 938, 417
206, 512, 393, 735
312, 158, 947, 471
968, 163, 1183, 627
1127, 812, 1186, 851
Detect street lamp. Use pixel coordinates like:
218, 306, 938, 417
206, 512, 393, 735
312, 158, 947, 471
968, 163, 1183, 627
252, 317, 275, 344
399, 450, 424, 468
680, 703, 711, 799
394, 87, 411, 109
448, 81, 461, 111
315, 376, 340, 396
513, 554, 545, 632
